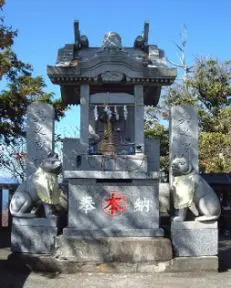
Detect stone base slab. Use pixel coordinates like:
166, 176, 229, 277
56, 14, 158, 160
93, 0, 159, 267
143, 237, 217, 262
54, 236, 172, 263
11, 217, 58, 254
171, 221, 218, 257
6, 254, 218, 273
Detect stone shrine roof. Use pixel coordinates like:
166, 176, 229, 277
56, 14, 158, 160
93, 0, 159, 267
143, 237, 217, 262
47, 21, 177, 105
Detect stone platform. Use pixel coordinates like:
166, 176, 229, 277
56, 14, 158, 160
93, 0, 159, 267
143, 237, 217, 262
7, 234, 218, 273
54, 236, 172, 263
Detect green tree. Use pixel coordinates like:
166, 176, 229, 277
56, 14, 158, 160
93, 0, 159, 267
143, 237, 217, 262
192, 58, 231, 131
191, 58, 231, 172
146, 57, 231, 173
0, 0, 66, 178
200, 132, 231, 173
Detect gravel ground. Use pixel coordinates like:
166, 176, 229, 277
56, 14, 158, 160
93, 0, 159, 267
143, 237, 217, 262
0, 270, 231, 288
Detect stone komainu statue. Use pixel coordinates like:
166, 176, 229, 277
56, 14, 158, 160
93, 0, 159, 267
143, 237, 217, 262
171, 157, 221, 222
10, 153, 63, 217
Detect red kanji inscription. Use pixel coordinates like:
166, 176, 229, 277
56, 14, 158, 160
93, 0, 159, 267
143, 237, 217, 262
103, 192, 127, 216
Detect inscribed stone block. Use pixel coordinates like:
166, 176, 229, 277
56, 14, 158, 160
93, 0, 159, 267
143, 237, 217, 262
26, 103, 54, 176
64, 179, 163, 238
169, 105, 199, 174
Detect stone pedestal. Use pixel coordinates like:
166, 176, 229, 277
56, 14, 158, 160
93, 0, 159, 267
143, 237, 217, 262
11, 217, 58, 254
171, 221, 218, 256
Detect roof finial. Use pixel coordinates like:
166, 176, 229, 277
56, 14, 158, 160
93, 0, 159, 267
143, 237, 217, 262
74, 20, 80, 48
143, 21, 149, 52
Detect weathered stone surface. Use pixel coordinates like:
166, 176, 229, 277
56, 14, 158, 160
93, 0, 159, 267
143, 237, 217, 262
171, 221, 218, 256
54, 236, 172, 263
26, 103, 54, 177
11, 217, 58, 254
167, 256, 218, 272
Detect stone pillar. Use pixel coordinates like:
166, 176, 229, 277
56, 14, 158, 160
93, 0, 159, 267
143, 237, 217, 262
80, 84, 90, 152
134, 85, 144, 153
26, 103, 54, 177
169, 105, 199, 180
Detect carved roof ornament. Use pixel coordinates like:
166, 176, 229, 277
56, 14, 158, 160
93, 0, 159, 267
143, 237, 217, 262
47, 21, 177, 106
100, 71, 124, 82
103, 32, 122, 49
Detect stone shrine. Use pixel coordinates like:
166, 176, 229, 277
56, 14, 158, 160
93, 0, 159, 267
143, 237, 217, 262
47, 22, 176, 244
9, 21, 220, 272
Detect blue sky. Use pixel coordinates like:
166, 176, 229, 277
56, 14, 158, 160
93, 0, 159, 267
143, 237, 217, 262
2, 0, 231, 137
